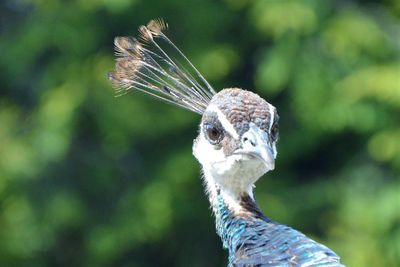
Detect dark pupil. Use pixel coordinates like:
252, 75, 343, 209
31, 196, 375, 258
207, 126, 220, 141
204, 122, 223, 145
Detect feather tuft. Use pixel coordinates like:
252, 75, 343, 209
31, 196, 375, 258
147, 18, 167, 35
138, 25, 153, 42
108, 19, 216, 114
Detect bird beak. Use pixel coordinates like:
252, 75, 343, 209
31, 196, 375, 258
234, 123, 276, 170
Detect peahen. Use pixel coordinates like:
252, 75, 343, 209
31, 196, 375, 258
108, 19, 344, 267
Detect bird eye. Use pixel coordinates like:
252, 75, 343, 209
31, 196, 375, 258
270, 123, 279, 141
204, 123, 224, 145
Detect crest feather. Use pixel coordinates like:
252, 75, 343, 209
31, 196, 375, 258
109, 19, 215, 114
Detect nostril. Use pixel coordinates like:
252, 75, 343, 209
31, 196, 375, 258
242, 135, 256, 147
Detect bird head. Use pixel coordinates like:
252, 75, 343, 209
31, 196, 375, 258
109, 19, 279, 198
193, 88, 279, 196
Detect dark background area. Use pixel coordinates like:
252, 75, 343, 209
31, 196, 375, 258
0, 0, 399, 266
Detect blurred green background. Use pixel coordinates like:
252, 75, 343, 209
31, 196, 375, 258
0, 0, 399, 266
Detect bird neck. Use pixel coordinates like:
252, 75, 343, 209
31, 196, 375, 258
211, 188, 266, 223
211, 187, 270, 263
202, 170, 276, 264
202, 169, 256, 213
202, 169, 267, 231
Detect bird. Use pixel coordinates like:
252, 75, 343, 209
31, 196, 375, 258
108, 19, 344, 267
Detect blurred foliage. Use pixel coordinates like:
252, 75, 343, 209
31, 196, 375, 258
0, 0, 399, 266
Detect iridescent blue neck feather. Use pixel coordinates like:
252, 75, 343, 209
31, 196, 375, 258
212, 192, 344, 267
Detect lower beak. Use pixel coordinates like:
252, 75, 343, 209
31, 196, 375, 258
243, 144, 275, 170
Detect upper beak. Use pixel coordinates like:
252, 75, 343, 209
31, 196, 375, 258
234, 123, 276, 170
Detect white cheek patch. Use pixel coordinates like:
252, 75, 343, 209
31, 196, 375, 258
268, 103, 275, 131
207, 104, 239, 140
193, 132, 269, 199
193, 134, 226, 166
267, 104, 278, 159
